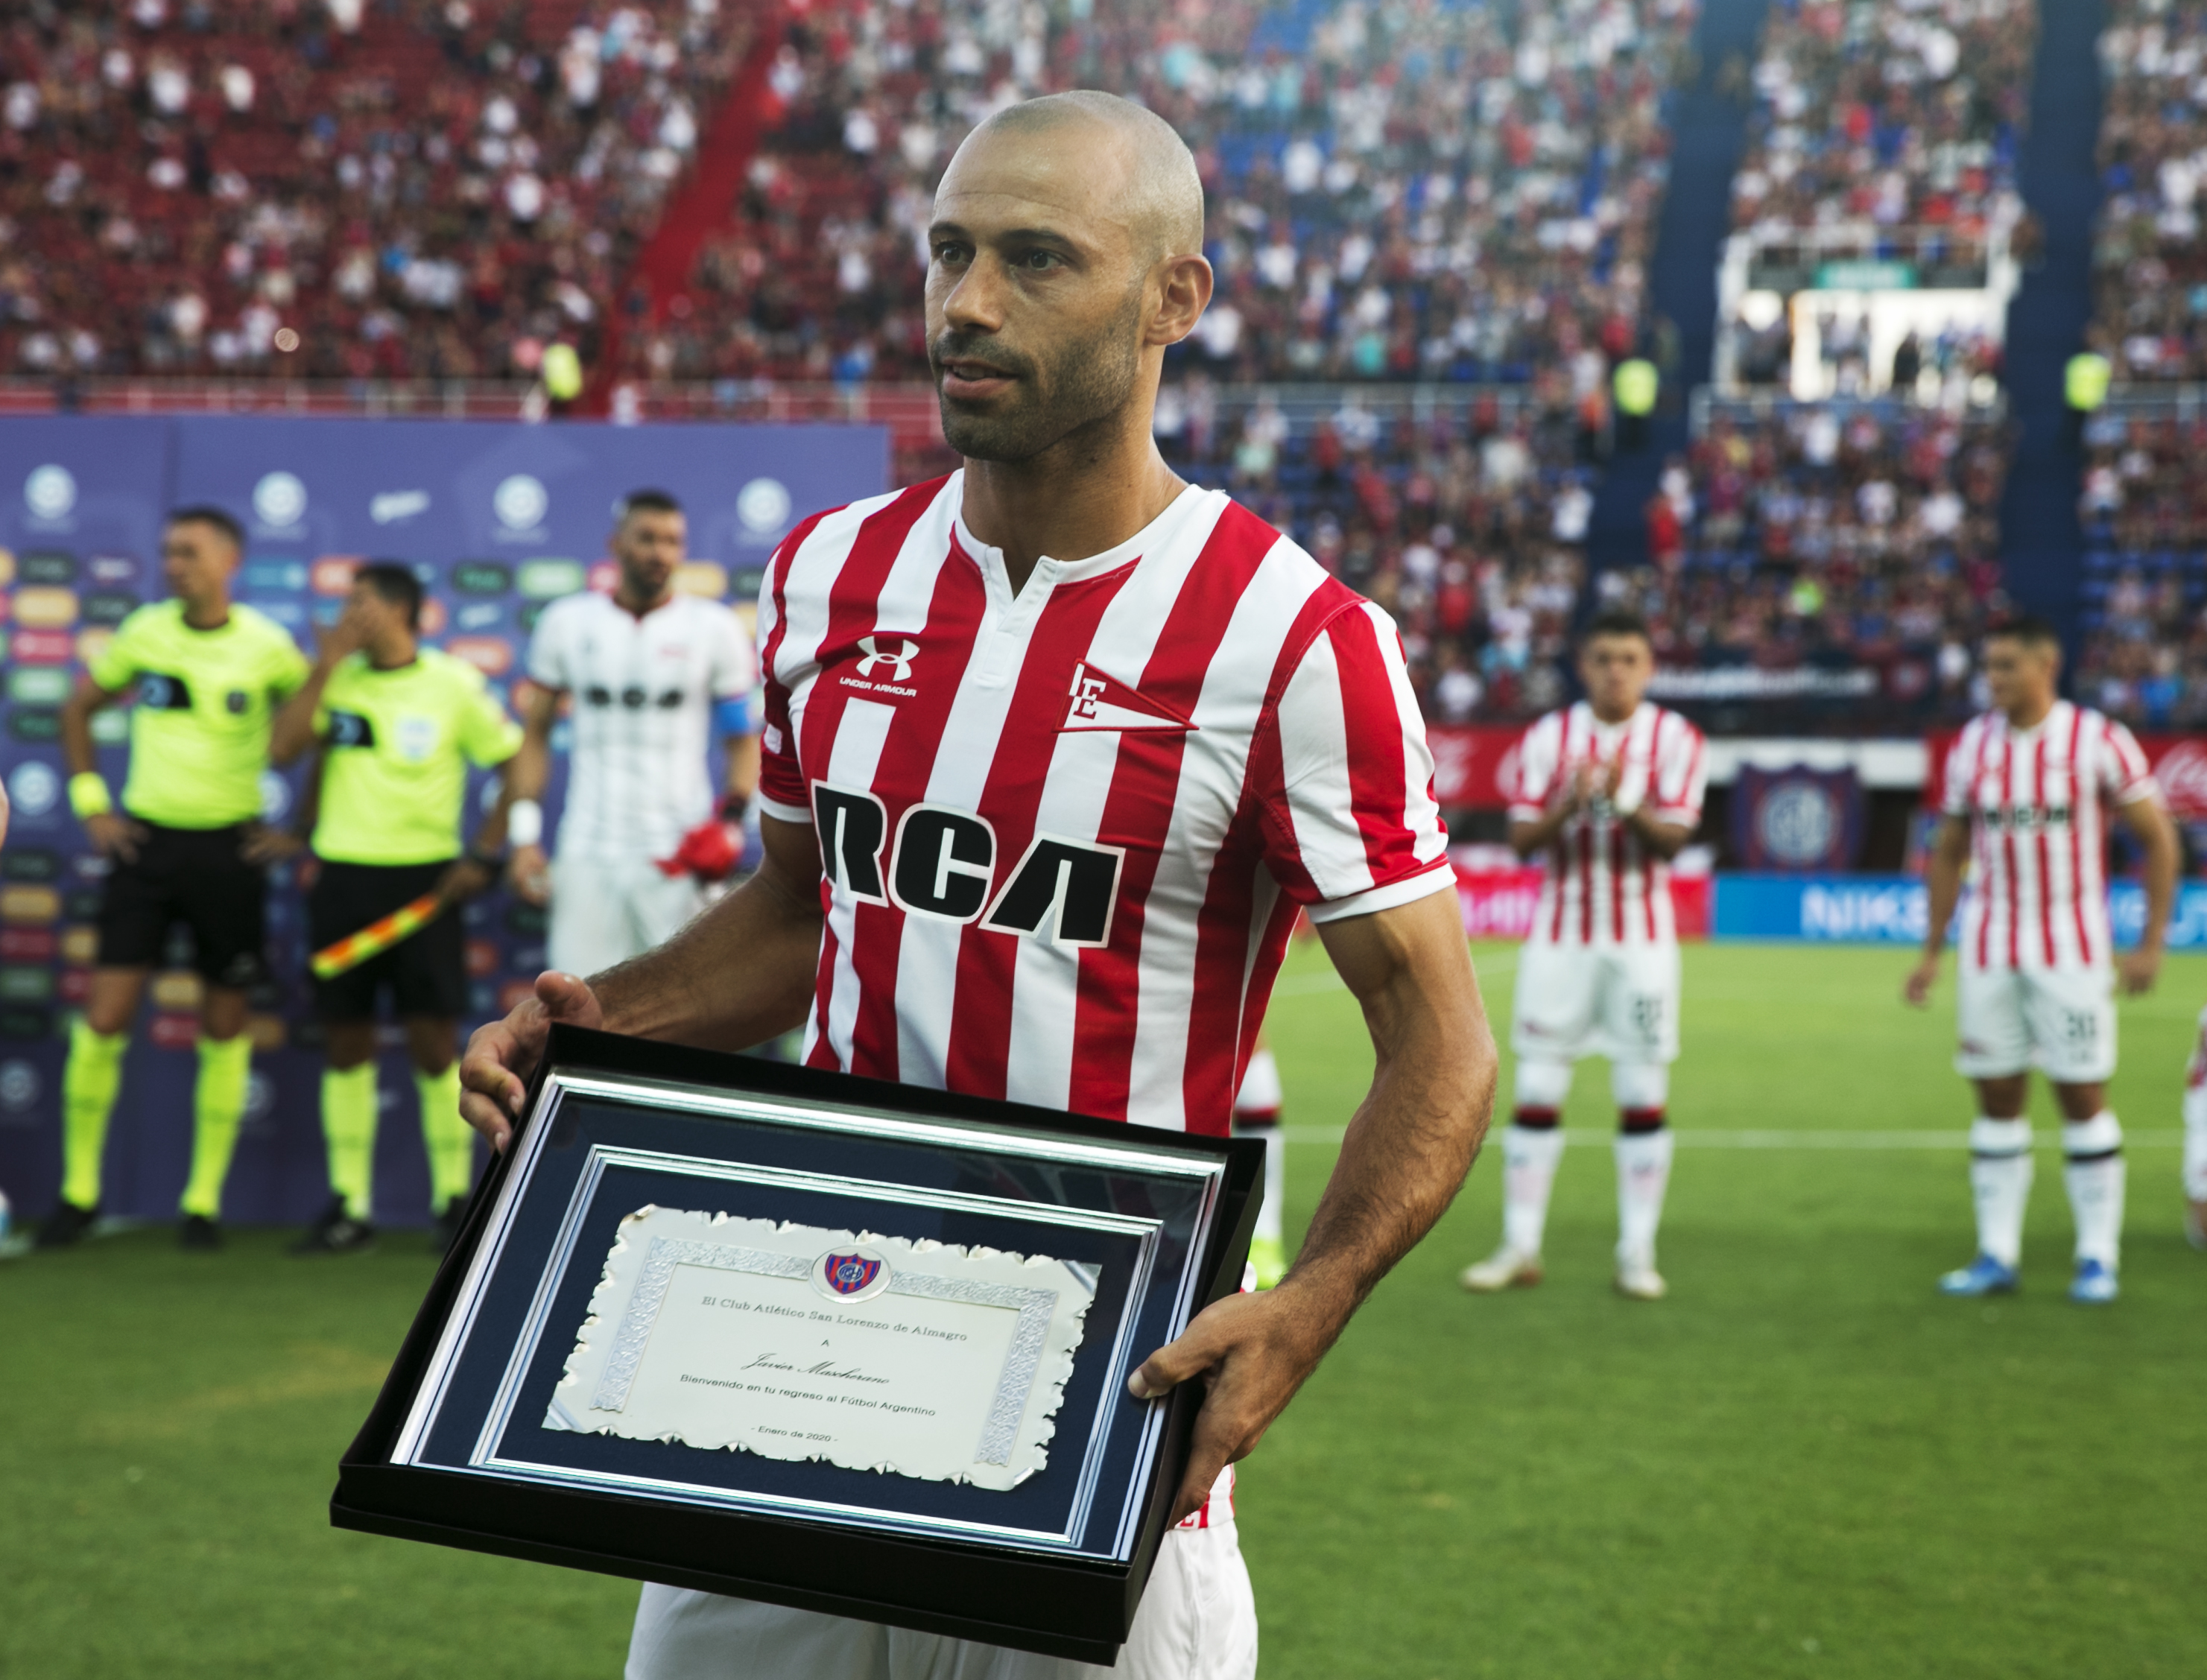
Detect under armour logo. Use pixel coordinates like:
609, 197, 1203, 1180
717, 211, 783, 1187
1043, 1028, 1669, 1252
855, 636, 919, 683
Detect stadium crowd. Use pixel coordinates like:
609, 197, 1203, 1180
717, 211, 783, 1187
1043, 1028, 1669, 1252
2074, 410, 2207, 728
1729, 0, 2036, 253
0, 0, 744, 383
2092, 0, 2207, 384
648, 0, 1698, 387
1594, 400, 2009, 717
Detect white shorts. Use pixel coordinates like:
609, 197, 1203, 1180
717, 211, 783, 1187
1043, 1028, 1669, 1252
548, 854, 712, 978
623, 1521, 1257, 1680
1954, 962, 2117, 1084
1510, 940, 1681, 1065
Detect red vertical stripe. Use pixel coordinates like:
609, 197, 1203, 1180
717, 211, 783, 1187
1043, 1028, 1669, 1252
1326, 608, 1429, 884
1068, 513, 1282, 1126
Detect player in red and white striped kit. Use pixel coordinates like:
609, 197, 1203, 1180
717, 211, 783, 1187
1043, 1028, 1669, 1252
1906, 616, 2177, 1303
1460, 610, 1706, 1301
460, 92, 1495, 1680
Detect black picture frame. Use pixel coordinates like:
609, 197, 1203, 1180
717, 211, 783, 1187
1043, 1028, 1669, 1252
332, 1025, 1263, 1664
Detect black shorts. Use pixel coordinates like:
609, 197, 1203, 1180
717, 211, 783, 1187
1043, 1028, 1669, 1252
308, 860, 466, 1022
95, 821, 267, 988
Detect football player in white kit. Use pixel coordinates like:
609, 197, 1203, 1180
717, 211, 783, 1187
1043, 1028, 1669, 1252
1460, 609, 1707, 1301
1905, 615, 2176, 1303
506, 490, 760, 975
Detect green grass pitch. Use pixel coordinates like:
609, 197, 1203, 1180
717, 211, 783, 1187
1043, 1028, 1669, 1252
4, 942, 2203, 1678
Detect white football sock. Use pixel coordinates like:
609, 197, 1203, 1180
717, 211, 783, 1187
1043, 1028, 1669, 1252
2062, 1112, 2125, 1270
1234, 1050, 1285, 1244
1613, 1126, 1674, 1269
2184, 1070, 2207, 1201
1967, 1118, 2034, 1269
1500, 1123, 1565, 1256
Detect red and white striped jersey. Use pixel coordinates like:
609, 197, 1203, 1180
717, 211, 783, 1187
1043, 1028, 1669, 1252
1941, 702, 2159, 972
753, 473, 1453, 1136
1507, 700, 1706, 948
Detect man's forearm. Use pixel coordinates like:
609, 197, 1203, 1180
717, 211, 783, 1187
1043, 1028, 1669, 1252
2136, 810, 2179, 950
591, 867, 822, 1050
1288, 982, 1495, 1322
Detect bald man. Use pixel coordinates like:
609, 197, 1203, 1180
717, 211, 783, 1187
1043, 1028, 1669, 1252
461, 91, 1494, 1680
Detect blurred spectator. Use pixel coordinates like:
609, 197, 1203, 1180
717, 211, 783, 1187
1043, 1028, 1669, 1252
2093, 0, 2207, 382
0, 1, 747, 381
2074, 410, 2207, 728
1598, 399, 2011, 725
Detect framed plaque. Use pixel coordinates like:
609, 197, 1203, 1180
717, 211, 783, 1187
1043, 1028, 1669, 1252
332, 1025, 1263, 1664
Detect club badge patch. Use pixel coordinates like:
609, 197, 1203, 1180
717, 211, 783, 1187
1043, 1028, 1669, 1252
811, 1246, 890, 1302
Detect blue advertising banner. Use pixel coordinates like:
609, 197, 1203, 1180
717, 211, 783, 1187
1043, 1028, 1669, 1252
0, 416, 887, 1231
1712, 873, 2207, 947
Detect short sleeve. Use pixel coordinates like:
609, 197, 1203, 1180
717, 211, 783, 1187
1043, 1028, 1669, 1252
266, 629, 310, 700
1506, 714, 1559, 823
1940, 730, 1975, 817
1256, 601, 1452, 924
1649, 714, 1706, 825
455, 665, 524, 767
753, 554, 809, 825
2098, 716, 2159, 805
709, 605, 758, 700
525, 599, 573, 690
89, 609, 148, 691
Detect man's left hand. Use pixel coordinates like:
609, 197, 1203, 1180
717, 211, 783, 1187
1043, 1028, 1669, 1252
2118, 945, 2163, 995
1126, 1278, 1346, 1524
436, 858, 495, 907
238, 823, 305, 865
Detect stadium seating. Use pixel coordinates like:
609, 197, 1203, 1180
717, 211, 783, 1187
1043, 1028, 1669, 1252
1594, 397, 2010, 726
1731, 0, 2036, 254
0, 1, 745, 382
650, 0, 1698, 390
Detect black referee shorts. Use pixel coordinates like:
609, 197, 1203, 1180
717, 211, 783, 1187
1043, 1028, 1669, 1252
95, 820, 267, 989
307, 860, 466, 1022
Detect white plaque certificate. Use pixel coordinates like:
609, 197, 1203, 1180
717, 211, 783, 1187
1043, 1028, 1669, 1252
546, 1207, 1097, 1492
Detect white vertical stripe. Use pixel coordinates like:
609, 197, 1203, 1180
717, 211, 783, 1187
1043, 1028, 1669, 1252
1275, 633, 1370, 900
1364, 600, 1448, 867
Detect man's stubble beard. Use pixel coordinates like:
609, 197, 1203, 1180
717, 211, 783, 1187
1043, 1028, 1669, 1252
937, 288, 1144, 464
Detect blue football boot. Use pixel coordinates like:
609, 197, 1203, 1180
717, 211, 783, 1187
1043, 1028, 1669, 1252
1937, 1253, 2019, 1296
2068, 1258, 2119, 1305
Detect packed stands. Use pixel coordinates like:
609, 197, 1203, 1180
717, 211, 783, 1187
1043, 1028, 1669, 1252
648, 0, 1700, 388
2073, 406, 2207, 729
0, 1, 747, 383
2092, 0, 2207, 384
1162, 383, 1596, 721
1594, 396, 2011, 729
1731, 0, 2035, 256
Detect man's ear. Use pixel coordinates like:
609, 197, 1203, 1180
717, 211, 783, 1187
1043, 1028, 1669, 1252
1148, 253, 1215, 348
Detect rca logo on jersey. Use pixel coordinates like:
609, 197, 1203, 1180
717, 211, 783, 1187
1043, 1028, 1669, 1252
1061, 662, 1197, 734
853, 636, 919, 685
811, 783, 1125, 948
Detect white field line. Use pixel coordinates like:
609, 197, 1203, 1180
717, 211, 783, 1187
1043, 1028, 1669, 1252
1272, 955, 1517, 998
1282, 1126, 2187, 1149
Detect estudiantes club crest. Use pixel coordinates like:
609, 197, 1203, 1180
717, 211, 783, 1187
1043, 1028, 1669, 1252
810, 1245, 891, 1303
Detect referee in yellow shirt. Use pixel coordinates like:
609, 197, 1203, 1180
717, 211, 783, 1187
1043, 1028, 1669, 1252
39, 506, 308, 1251
272, 563, 523, 1254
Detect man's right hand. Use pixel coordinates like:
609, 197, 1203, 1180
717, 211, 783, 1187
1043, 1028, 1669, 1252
86, 811, 145, 862
508, 843, 552, 906
459, 971, 604, 1152
1902, 953, 1942, 1007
